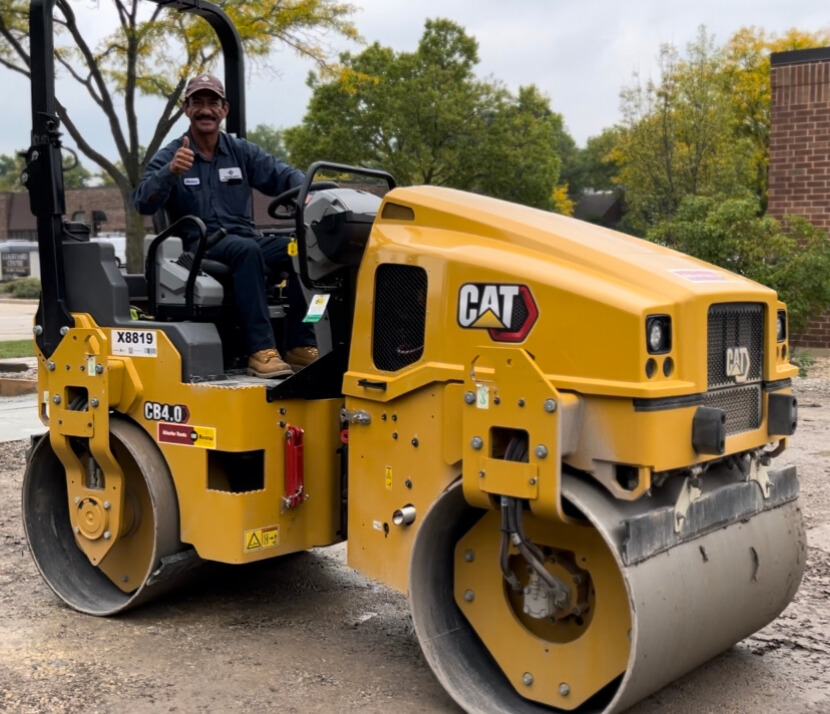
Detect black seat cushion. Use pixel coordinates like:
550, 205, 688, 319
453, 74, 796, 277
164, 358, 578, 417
175, 251, 286, 288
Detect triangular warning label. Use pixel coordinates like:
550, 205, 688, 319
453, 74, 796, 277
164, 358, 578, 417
246, 532, 262, 550
471, 309, 505, 329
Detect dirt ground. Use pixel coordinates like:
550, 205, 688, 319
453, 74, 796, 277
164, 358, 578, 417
1, 365, 828, 713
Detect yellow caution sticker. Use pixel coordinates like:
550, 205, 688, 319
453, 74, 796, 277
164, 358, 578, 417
385, 465, 393, 490
287, 238, 298, 257
244, 525, 279, 553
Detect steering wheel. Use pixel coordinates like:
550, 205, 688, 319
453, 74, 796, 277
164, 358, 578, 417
267, 180, 340, 220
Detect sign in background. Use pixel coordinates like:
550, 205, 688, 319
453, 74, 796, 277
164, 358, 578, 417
1, 250, 31, 278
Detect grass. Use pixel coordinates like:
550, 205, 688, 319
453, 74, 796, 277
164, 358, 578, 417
0, 339, 35, 359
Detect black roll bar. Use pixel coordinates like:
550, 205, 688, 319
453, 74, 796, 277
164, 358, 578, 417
145, 215, 205, 315
25, 0, 73, 357
25, 0, 246, 358
153, 0, 246, 138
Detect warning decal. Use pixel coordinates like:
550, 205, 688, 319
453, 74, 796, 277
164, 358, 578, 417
669, 268, 730, 283
157, 422, 216, 449
244, 525, 279, 553
385, 465, 393, 491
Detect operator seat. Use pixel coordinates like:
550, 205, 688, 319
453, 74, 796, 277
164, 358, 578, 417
146, 209, 288, 325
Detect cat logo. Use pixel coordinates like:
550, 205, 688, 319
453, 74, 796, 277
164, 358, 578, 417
725, 346, 751, 383
457, 283, 539, 343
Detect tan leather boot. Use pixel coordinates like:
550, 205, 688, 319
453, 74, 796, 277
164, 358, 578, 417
247, 348, 293, 378
285, 346, 319, 367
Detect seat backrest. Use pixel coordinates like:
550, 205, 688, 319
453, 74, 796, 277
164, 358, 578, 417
144, 234, 183, 261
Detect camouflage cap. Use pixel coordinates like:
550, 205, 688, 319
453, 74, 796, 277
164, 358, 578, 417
184, 74, 226, 100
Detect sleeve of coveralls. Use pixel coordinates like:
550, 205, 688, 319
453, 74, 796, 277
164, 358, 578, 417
242, 139, 306, 196
132, 140, 181, 215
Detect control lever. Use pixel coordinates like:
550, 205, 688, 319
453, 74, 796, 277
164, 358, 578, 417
204, 227, 227, 250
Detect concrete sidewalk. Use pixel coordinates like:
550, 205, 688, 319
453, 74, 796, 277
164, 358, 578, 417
0, 394, 45, 443
0, 299, 38, 341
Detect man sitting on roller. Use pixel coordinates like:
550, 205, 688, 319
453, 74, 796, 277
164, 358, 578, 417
134, 74, 317, 378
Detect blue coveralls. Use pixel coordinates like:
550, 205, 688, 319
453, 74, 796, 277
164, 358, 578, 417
133, 131, 316, 354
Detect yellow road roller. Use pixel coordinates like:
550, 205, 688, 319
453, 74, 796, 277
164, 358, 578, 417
22, 1, 804, 712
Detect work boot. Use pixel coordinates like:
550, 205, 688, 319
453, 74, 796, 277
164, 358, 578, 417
285, 346, 319, 367
247, 348, 293, 378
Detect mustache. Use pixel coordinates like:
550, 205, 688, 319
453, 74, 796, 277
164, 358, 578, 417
195, 113, 218, 121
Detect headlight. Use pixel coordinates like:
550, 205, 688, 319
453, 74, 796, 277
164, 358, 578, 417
776, 310, 787, 342
646, 315, 671, 354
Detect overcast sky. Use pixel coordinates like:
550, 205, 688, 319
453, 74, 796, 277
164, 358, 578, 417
4, 0, 829, 167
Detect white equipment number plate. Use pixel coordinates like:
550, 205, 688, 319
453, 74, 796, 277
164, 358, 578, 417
111, 329, 158, 357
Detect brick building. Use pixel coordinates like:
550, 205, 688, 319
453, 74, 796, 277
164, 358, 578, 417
0, 186, 152, 240
0, 186, 301, 241
769, 48, 830, 350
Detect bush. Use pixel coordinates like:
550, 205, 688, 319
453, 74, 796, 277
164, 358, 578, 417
790, 349, 815, 378
1, 277, 41, 299
648, 196, 830, 334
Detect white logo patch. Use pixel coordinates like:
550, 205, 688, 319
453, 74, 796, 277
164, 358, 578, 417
725, 346, 751, 383
218, 167, 242, 183
183, 177, 200, 186
458, 284, 520, 330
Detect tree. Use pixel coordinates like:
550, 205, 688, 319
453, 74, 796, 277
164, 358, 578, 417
284, 20, 563, 210
247, 124, 288, 160
580, 126, 624, 193
553, 124, 584, 198
474, 84, 563, 209
0, 0, 359, 270
0, 152, 24, 191
722, 27, 830, 207
615, 27, 755, 234
0, 149, 91, 190
550, 185, 574, 216
648, 195, 830, 333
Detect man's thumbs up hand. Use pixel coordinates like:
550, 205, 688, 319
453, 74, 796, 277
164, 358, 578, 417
170, 135, 194, 176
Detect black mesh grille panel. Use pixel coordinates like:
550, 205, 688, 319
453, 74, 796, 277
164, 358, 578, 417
702, 385, 762, 435
707, 303, 764, 389
372, 264, 427, 371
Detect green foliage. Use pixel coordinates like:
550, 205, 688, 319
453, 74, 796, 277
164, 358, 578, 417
0, 339, 34, 359
581, 127, 624, 192
247, 125, 288, 160
0, 0, 359, 270
553, 126, 582, 196
284, 19, 563, 209
557, 126, 623, 199
0, 150, 90, 190
723, 27, 830, 207
789, 349, 815, 378
616, 28, 756, 234
0, 277, 41, 298
0, 153, 23, 190
648, 196, 830, 333
603, 25, 830, 233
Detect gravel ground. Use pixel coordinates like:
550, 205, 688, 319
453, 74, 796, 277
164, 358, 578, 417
0, 365, 828, 713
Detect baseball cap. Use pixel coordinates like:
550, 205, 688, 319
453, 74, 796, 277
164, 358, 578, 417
184, 74, 226, 100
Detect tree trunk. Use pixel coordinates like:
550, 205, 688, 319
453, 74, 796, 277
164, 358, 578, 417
123, 194, 148, 274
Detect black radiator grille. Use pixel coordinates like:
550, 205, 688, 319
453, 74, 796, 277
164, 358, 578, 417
372, 264, 427, 371
707, 303, 764, 389
702, 385, 762, 435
